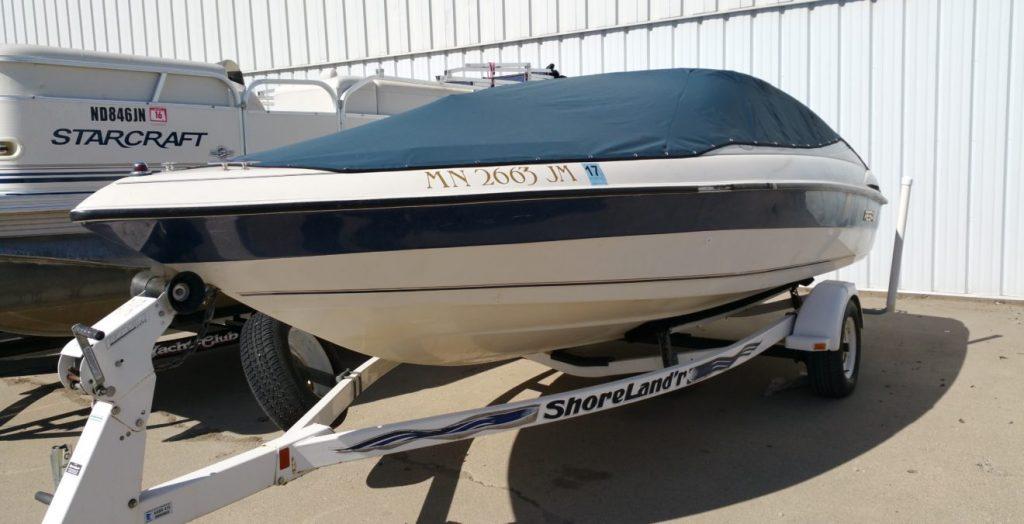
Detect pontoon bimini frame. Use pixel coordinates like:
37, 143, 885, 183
38, 181, 912, 523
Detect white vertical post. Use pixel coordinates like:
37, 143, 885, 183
884, 177, 913, 313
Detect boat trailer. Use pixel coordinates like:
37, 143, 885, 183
37, 181, 913, 523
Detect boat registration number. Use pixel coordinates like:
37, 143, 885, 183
424, 163, 585, 190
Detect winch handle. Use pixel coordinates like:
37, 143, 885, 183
71, 323, 107, 394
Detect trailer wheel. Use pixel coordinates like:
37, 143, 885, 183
240, 312, 359, 429
807, 299, 862, 398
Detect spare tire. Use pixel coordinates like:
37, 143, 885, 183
239, 312, 364, 429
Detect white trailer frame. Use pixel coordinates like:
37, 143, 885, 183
38, 180, 913, 523
38, 281, 846, 523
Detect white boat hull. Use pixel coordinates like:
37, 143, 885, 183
75, 147, 884, 365
176, 226, 873, 364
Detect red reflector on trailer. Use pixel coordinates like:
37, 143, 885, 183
813, 342, 827, 350
279, 448, 290, 470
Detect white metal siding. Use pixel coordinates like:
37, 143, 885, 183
1, 0, 1021, 298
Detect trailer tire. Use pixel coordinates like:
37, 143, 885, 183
240, 312, 360, 430
807, 299, 862, 398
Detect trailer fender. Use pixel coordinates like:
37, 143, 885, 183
785, 280, 859, 352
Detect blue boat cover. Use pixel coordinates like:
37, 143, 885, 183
242, 68, 843, 172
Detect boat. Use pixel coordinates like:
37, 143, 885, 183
70, 68, 886, 366
36, 70, 902, 520
0, 44, 509, 338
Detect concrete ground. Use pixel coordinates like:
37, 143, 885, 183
1, 294, 1022, 523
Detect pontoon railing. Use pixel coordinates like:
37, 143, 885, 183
239, 78, 342, 155
0, 52, 242, 107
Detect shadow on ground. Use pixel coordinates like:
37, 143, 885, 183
0, 310, 971, 520
366, 310, 970, 523
150, 348, 502, 439
0, 346, 272, 441
0, 344, 501, 441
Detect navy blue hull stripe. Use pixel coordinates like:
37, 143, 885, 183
0, 171, 130, 184
83, 187, 881, 264
0, 232, 151, 266
3, 191, 94, 196
73, 182, 885, 222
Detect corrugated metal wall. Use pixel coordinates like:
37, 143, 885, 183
1, 0, 1021, 299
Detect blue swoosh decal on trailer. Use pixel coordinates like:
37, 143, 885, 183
339, 406, 539, 453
